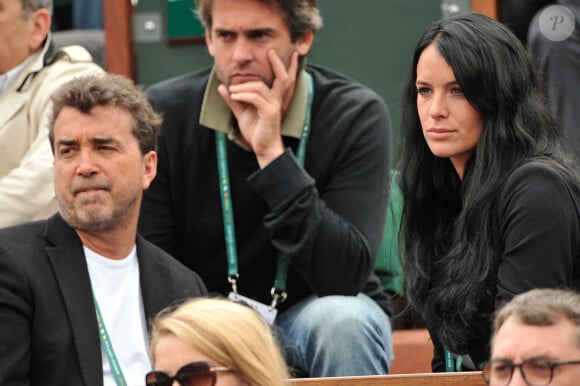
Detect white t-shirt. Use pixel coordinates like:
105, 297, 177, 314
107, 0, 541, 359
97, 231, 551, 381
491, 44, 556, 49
85, 246, 151, 386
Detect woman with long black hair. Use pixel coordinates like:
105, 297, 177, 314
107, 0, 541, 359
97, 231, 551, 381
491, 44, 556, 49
398, 12, 580, 372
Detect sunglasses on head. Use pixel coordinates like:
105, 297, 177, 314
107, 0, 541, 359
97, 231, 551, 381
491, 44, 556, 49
145, 361, 231, 386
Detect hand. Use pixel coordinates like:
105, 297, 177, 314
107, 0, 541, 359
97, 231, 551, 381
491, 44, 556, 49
218, 50, 299, 168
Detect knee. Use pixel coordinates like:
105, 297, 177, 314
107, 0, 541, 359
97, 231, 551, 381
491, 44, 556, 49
279, 295, 394, 375
297, 295, 392, 342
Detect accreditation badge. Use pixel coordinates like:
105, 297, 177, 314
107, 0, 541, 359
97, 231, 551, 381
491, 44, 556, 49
228, 292, 278, 325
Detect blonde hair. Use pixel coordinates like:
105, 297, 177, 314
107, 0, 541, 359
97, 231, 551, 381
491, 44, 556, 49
149, 297, 290, 386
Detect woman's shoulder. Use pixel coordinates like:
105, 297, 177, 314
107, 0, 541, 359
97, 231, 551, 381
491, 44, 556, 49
500, 159, 580, 208
507, 160, 575, 187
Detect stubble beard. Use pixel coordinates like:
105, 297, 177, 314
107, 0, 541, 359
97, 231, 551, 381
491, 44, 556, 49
57, 190, 139, 233
221, 64, 274, 88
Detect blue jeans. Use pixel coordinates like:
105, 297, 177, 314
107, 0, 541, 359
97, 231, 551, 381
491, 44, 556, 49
275, 293, 393, 377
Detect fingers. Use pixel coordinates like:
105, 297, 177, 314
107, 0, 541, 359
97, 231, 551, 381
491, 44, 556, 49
217, 83, 232, 104
287, 50, 299, 85
270, 49, 298, 99
218, 83, 245, 117
218, 49, 298, 121
224, 49, 298, 107
228, 82, 281, 118
221, 81, 280, 128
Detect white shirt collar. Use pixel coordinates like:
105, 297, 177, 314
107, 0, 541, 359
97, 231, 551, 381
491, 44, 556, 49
0, 55, 35, 96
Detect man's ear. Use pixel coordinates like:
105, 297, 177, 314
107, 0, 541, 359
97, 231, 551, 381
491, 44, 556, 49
295, 30, 314, 56
141, 151, 158, 191
28, 9, 51, 52
205, 28, 215, 56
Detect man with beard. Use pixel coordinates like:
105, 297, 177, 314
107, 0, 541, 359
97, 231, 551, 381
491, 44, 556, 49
0, 73, 207, 386
139, 0, 393, 377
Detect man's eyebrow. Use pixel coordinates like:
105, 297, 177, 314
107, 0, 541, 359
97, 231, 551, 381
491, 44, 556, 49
490, 355, 555, 362
526, 355, 557, 362
246, 27, 275, 35
92, 137, 116, 144
214, 27, 234, 34
56, 137, 119, 147
56, 139, 77, 147
214, 27, 275, 35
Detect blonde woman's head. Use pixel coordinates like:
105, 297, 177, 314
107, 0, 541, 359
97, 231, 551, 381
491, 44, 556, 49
148, 297, 289, 386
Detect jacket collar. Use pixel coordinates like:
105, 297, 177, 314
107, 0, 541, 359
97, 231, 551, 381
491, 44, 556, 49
43, 213, 186, 385
44, 213, 104, 386
15, 33, 52, 93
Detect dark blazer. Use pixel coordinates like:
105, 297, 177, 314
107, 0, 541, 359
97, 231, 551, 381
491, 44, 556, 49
0, 214, 207, 386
